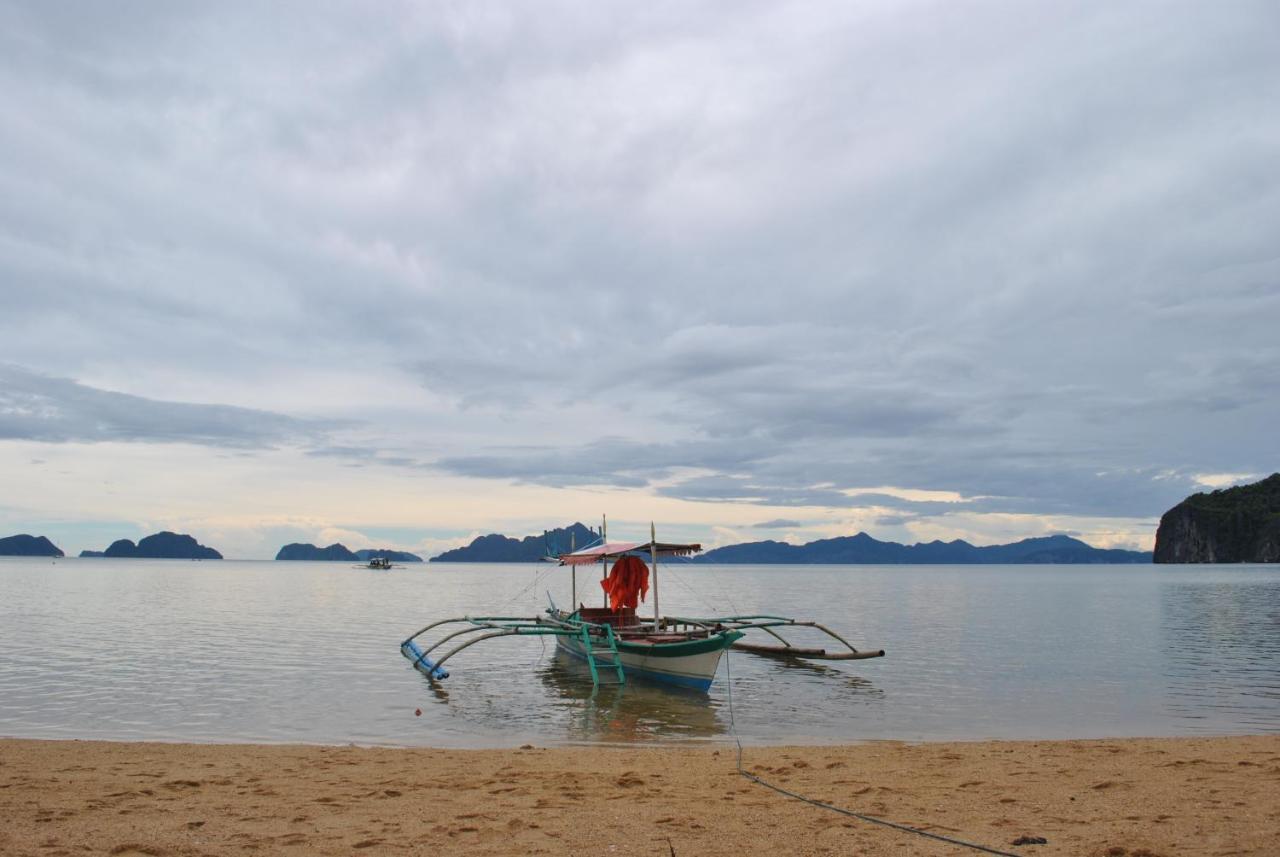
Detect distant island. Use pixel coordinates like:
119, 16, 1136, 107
277, 543, 358, 561
353, 549, 421, 562
431, 523, 599, 562
693, 533, 1150, 564
0, 534, 64, 557
1154, 473, 1280, 563
275, 543, 423, 562
79, 531, 222, 560
430, 524, 1148, 564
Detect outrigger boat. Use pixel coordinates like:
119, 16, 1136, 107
400, 520, 884, 692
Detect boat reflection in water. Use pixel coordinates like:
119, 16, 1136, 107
535, 649, 727, 742
398, 518, 886, 745
759, 652, 886, 695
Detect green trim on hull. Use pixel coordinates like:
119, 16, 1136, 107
614, 631, 743, 657
556, 643, 721, 691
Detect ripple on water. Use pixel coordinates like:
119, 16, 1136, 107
1, 559, 1278, 746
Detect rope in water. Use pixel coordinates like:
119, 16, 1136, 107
722, 650, 1023, 857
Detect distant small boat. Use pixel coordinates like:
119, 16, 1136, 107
362, 557, 395, 570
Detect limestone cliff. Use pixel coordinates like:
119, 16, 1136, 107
276, 543, 358, 561
94, 532, 223, 560
1153, 474, 1280, 563
431, 523, 599, 562
0, 534, 64, 557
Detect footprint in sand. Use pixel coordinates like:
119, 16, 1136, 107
163, 780, 201, 790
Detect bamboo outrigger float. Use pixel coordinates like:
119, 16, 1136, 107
400, 518, 884, 691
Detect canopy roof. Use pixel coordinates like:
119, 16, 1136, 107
558, 540, 702, 566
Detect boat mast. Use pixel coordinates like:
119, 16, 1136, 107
601, 513, 608, 608
570, 530, 576, 609
650, 521, 660, 632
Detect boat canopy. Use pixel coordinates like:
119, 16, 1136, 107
559, 540, 702, 566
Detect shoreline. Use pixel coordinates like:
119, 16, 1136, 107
3, 735, 1278, 856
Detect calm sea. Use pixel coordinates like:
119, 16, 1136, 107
1, 558, 1277, 748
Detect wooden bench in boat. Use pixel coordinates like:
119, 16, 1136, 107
576, 607, 636, 627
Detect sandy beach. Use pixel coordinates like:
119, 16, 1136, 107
2, 736, 1277, 856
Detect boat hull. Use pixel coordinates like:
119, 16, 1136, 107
554, 628, 740, 691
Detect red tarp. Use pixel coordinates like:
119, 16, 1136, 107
600, 555, 649, 610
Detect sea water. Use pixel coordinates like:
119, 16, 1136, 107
1, 558, 1277, 748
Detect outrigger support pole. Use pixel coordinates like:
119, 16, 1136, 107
757, 624, 795, 647
401, 615, 630, 681
663, 614, 886, 661
430, 629, 523, 672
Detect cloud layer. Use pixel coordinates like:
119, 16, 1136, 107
1, 1, 1277, 553
0, 364, 321, 447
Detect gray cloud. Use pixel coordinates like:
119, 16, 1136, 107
0, 364, 322, 448
305, 444, 438, 472
752, 519, 802, 529
1, 1, 1277, 540
436, 436, 772, 488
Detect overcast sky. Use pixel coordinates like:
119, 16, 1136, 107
1, 1, 1276, 558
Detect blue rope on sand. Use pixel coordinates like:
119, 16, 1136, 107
721, 650, 1024, 857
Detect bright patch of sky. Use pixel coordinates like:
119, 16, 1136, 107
1193, 473, 1260, 490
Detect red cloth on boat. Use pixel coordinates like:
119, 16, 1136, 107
600, 555, 649, 610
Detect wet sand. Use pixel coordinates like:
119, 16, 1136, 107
2, 735, 1278, 856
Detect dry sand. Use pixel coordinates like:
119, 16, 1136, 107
2, 735, 1278, 856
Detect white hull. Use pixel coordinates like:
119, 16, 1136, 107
554, 633, 728, 691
